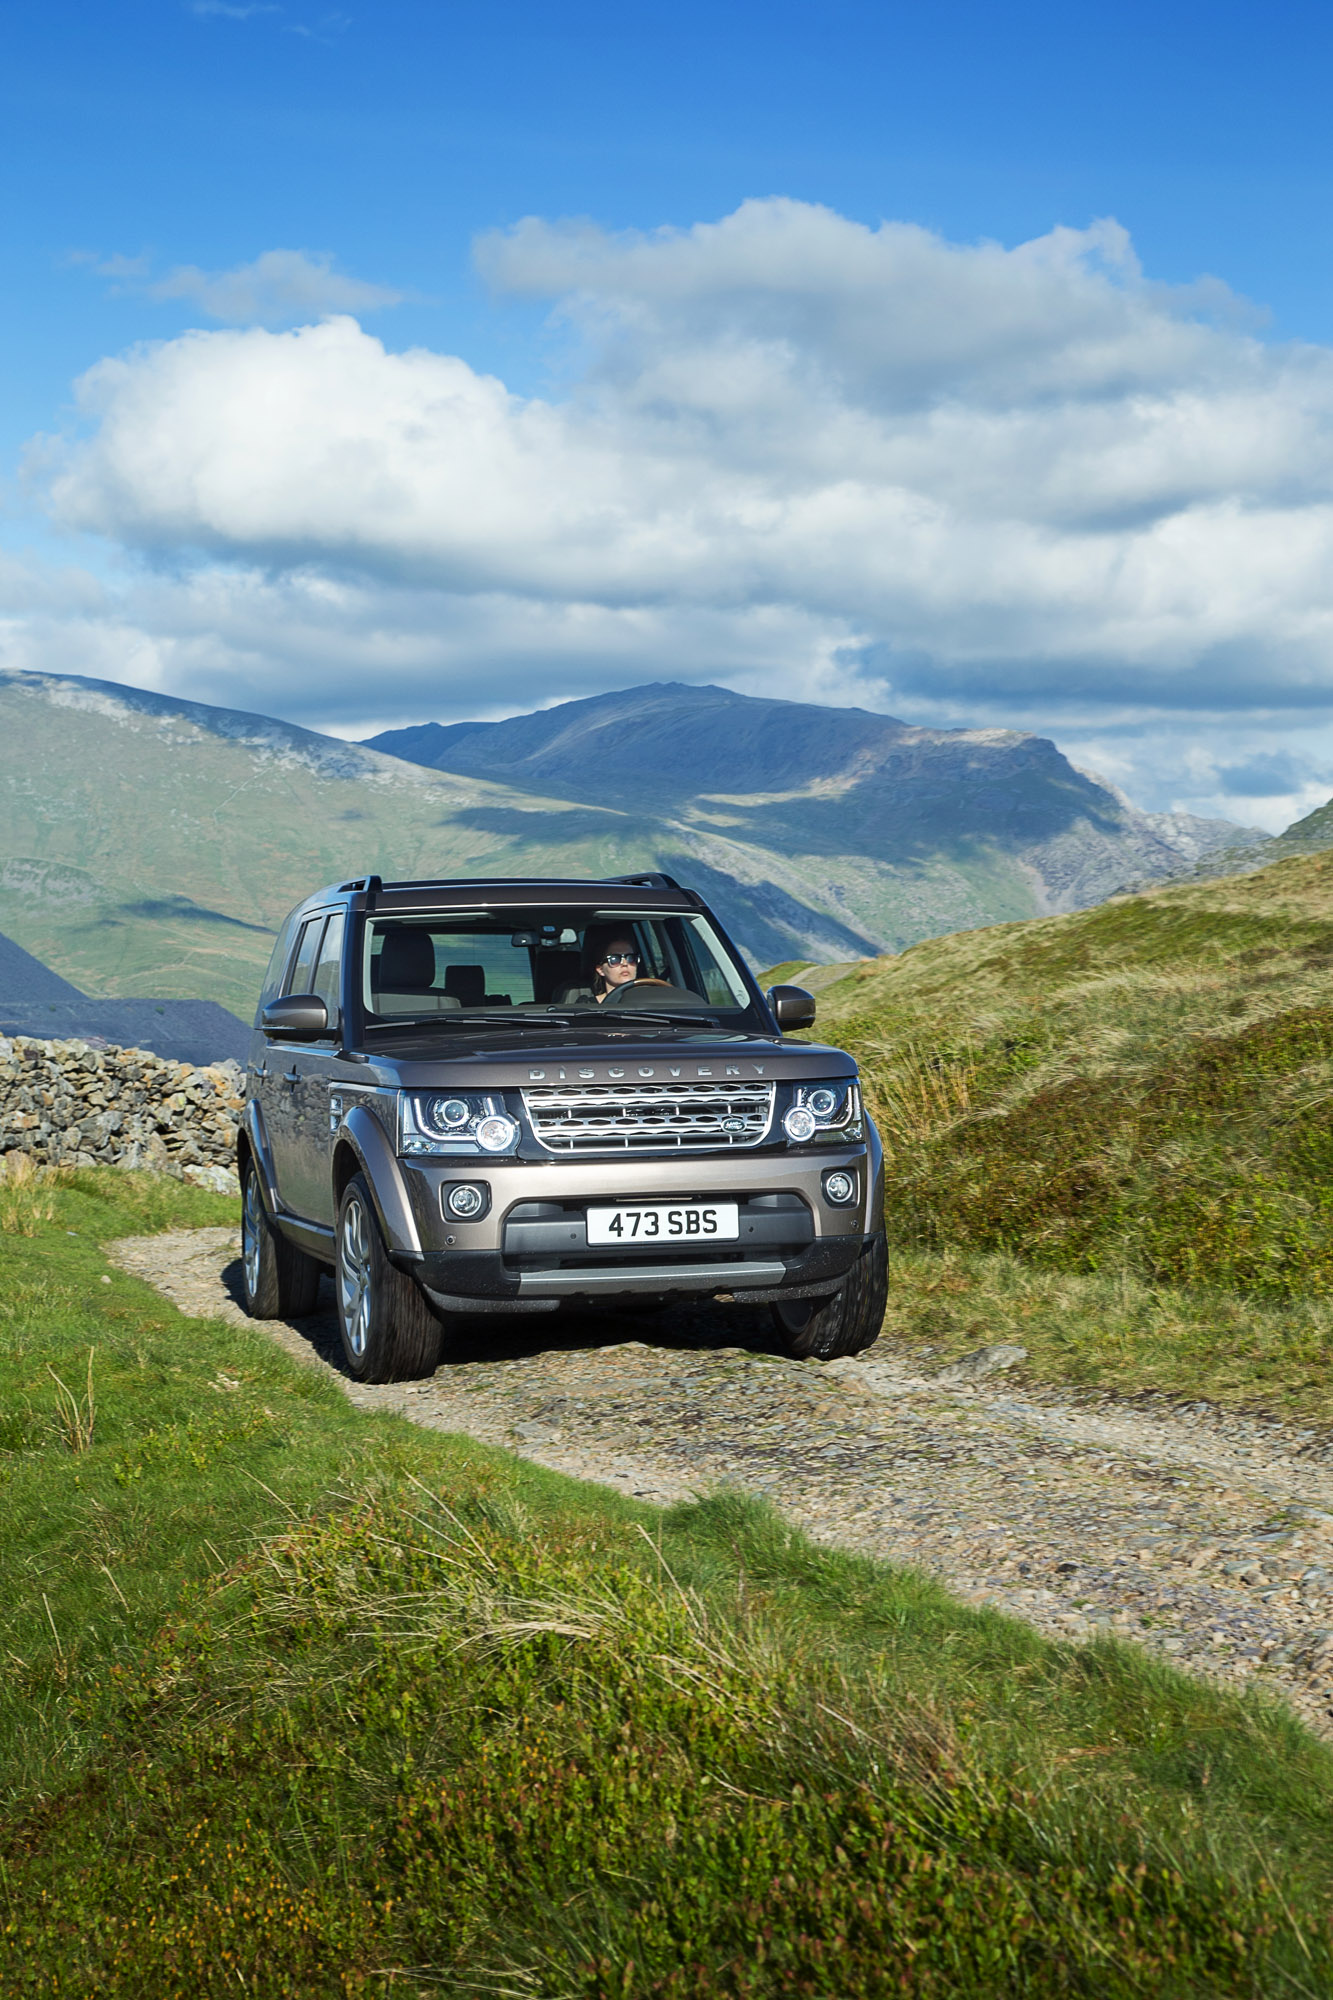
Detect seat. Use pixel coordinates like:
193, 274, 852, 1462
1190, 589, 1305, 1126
373, 928, 460, 1015
534, 948, 585, 1004
443, 964, 486, 1008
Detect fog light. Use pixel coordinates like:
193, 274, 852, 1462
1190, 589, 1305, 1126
823, 1169, 857, 1206
783, 1104, 818, 1143
445, 1182, 486, 1220
475, 1113, 520, 1153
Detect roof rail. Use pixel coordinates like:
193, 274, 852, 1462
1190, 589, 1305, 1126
337, 875, 383, 903
604, 871, 683, 891
372, 876, 613, 890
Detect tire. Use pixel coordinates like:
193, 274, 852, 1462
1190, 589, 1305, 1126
335, 1171, 443, 1382
240, 1152, 324, 1320
771, 1227, 887, 1361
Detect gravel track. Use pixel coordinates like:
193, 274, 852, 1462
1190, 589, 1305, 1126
109, 1226, 1333, 1739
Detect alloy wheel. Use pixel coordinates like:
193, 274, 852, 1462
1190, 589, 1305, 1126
338, 1192, 373, 1360
242, 1168, 263, 1301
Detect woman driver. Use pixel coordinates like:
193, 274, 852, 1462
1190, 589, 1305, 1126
591, 933, 642, 1003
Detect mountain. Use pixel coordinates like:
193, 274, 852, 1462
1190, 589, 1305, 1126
0, 669, 1269, 1023
366, 682, 1259, 936
1137, 790, 1333, 894
0, 670, 896, 1016
1237, 795, 1333, 868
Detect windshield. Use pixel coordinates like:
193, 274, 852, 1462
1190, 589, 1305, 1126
361, 908, 755, 1028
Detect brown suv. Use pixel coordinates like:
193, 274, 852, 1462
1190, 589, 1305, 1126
238, 873, 886, 1381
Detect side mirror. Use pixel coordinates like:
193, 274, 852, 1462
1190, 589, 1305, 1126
262, 993, 330, 1039
767, 984, 816, 1031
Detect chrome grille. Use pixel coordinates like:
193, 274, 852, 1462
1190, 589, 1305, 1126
523, 1081, 775, 1154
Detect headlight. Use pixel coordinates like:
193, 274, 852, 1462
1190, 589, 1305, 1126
400, 1091, 521, 1156
781, 1079, 863, 1145
475, 1113, 520, 1153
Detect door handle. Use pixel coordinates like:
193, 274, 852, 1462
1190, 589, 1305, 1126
246, 1061, 267, 1079
283, 1067, 300, 1086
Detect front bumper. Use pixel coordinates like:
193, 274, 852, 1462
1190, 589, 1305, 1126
399, 1142, 875, 1309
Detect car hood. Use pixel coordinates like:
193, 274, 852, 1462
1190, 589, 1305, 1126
346, 1029, 857, 1090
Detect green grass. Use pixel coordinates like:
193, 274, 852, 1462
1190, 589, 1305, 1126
5, 1172, 1333, 1992
875, 1244, 1333, 1418
756, 852, 1333, 1418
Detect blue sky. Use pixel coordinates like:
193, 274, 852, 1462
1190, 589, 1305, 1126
5, 0, 1333, 827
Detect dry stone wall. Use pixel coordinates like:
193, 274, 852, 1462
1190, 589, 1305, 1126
0, 1035, 242, 1192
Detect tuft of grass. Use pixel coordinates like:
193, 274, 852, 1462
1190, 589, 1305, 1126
47, 1347, 95, 1452
0, 1155, 72, 1236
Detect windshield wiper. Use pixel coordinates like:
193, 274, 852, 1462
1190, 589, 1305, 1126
366, 1009, 529, 1029
543, 1007, 722, 1028
367, 1006, 727, 1032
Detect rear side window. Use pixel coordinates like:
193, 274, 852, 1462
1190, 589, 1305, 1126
310, 911, 344, 1026
284, 916, 327, 998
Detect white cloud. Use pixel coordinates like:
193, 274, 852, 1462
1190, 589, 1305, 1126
21, 197, 1333, 815
188, 3, 278, 18
0, 554, 849, 730
88, 249, 402, 326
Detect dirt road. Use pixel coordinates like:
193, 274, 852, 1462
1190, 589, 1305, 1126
110, 1226, 1333, 1737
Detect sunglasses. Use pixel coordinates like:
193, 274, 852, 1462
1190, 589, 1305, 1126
600, 951, 640, 966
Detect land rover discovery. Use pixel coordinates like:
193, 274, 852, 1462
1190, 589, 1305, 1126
238, 873, 886, 1381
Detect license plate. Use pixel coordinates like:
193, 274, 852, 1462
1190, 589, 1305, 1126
586, 1202, 739, 1246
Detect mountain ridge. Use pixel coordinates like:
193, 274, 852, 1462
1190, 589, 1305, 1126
364, 681, 1260, 923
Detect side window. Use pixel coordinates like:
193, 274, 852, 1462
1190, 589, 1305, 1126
685, 917, 751, 1007
635, 923, 671, 983
310, 912, 344, 1027
256, 912, 301, 1021
284, 916, 326, 998
674, 923, 728, 1004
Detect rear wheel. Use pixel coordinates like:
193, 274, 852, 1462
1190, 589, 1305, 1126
240, 1152, 323, 1320
336, 1170, 443, 1382
771, 1227, 887, 1361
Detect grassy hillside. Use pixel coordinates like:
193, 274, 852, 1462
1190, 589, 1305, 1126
783, 850, 1333, 1412
5, 1170, 1333, 1994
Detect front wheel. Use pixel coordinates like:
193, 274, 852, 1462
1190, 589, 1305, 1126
771, 1227, 887, 1361
335, 1171, 443, 1382
240, 1152, 323, 1320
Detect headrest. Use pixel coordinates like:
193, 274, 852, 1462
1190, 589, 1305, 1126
443, 964, 486, 1007
378, 928, 438, 992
